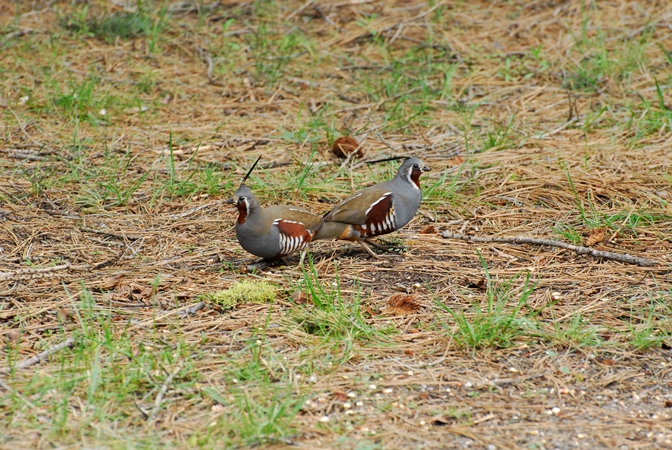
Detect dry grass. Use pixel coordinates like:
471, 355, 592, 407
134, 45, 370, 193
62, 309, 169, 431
1, 0, 672, 448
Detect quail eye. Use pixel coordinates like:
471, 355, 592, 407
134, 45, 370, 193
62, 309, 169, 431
413, 164, 419, 169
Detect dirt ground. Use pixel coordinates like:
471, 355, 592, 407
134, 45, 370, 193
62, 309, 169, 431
1, 1, 672, 449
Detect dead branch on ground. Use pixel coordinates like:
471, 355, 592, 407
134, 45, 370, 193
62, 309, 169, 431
0, 337, 76, 374
440, 232, 660, 267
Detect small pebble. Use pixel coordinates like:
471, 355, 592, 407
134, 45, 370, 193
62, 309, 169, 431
319, 416, 329, 423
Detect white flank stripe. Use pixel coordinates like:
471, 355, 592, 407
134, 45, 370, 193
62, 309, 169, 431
365, 193, 392, 215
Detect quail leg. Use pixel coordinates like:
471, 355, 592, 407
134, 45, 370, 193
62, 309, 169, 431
298, 248, 310, 266
356, 239, 380, 259
366, 239, 408, 253
364, 239, 393, 252
246, 258, 284, 272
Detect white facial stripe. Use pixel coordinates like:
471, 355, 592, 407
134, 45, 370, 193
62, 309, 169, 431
406, 168, 420, 189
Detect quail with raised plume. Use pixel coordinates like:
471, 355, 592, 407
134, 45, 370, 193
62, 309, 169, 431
232, 156, 323, 263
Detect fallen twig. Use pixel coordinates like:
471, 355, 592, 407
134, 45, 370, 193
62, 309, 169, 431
440, 232, 660, 267
147, 361, 184, 423
369, 118, 402, 152
0, 337, 75, 374
0, 248, 125, 281
179, 301, 205, 318
79, 226, 142, 241
168, 200, 226, 220
0, 263, 89, 281
0, 378, 38, 409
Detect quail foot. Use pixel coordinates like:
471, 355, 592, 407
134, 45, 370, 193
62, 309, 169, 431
314, 156, 430, 258
231, 156, 323, 264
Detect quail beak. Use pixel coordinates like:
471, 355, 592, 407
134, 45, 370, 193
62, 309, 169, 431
422, 165, 431, 172
225, 197, 235, 205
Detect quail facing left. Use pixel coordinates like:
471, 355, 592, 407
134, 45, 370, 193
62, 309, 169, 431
232, 156, 323, 262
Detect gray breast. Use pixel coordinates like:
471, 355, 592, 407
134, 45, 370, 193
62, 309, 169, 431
391, 186, 422, 229
235, 219, 281, 259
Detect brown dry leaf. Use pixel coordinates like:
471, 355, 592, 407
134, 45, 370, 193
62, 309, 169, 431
465, 276, 487, 290
91, 274, 124, 290
332, 390, 348, 402
431, 415, 453, 426
365, 305, 380, 316
57, 307, 75, 324
403, 349, 414, 357
292, 291, 308, 304
445, 156, 465, 167
5, 330, 19, 344
385, 294, 423, 315
586, 227, 606, 247
331, 136, 363, 158
420, 225, 436, 234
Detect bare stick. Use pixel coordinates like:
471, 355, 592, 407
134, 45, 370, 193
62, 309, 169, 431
285, 0, 315, 21
147, 361, 184, 423
440, 232, 660, 267
0, 337, 75, 374
178, 301, 205, 318
369, 118, 401, 152
0, 378, 38, 409
3, 104, 56, 153
0, 250, 123, 281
